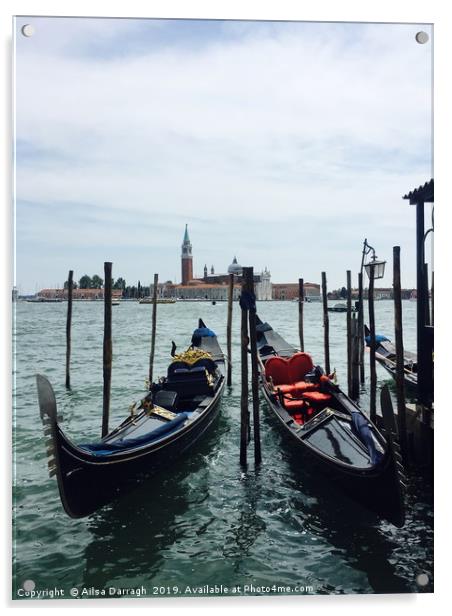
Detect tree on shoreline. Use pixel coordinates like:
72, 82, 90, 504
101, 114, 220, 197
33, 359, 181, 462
64, 279, 78, 290
79, 275, 92, 289
78, 274, 103, 289
91, 275, 103, 289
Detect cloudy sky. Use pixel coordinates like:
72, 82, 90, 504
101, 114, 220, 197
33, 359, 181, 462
14, 17, 432, 293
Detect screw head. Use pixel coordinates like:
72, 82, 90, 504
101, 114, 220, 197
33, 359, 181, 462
416, 573, 429, 587
21, 24, 35, 37
415, 31, 429, 44
22, 579, 35, 591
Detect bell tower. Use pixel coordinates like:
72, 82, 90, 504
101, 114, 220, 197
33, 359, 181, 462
181, 224, 193, 285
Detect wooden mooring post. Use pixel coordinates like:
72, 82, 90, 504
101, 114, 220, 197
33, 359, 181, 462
298, 278, 304, 352
65, 269, 73, 390
149, 273, 158, 387
393, 246, 408, 461
424, 263, 430, 326
431, 271, 434, 326
346, 270, 352, 397
244, 267, 262, 465
226, 273, 234, 386
101, 262, 113, 438
358, 272, 365, 384
368, 265, 377, 422
351, 313, 360, 399
321, 272, 330, 374
240, 270, 251, 466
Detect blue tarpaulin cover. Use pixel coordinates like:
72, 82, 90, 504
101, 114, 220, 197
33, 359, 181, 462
79, 412, 190, 456
192, 327, 216, 338
351, 412, 383, 466
365, 334, 390, 345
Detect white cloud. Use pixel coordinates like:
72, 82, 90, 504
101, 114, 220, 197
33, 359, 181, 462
14, 19, 432, 291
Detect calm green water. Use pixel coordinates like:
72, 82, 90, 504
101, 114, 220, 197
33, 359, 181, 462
12, 300, 433, 598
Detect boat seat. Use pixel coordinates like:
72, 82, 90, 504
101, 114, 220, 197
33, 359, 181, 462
293, 381, 319, 392
283, 398, 305, 412
153, 389, 178, 413
266, 353, 315, 387
268, 353, 328, 416
302, 391, 331, 402
278, 384, 297, 394
265, 356, 290, 385
279, 386, 330, 416
277, 381, 319, 394
291, 406, 316, 425
164, 366, 214, 398
288, 352, 314, 383
301, 391, 332, 410
167, 361, 190, 376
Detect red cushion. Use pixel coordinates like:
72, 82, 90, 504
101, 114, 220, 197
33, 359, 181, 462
265, 356, 289, 385
284, 398, 305, 411
293, 381, 319, 393
278, 384, 296, 394
302, 391, 332, 403
288, 352, 314, 383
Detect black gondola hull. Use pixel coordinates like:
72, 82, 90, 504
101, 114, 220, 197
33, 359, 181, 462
375, 357, 417, 391
364, 325, 418, 391
255, 316, 405, 527
51, 384, 224, 518
38, 320, 225, 518
261, 387, 405, 527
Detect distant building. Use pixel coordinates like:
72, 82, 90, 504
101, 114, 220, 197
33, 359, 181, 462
168, 227, 272, 300
272, 282, 320, 301
181, 224, 193, 285
360, 288, 416, 300
38, 288, 123, 300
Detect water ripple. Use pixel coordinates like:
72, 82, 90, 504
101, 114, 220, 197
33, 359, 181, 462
13, 301, 432, 596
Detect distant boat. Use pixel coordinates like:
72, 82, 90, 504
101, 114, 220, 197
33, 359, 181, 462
364, 325, 417, 390
138, 297, 176, 304
26, 296, 62, 303
327, 303, 357, 313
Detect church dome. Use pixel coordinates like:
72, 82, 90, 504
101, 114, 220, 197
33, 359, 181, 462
228, 256, 242, 275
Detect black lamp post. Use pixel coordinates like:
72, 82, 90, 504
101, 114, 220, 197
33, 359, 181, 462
362, 239, 386, 281
359, 240, 385, 420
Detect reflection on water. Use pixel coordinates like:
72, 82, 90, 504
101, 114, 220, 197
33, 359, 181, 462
13, 300, 432, 597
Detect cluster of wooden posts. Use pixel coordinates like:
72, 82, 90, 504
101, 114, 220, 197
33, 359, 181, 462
63, 245, 417, 466
233, 245, 413, 466
316, 246, 410, 462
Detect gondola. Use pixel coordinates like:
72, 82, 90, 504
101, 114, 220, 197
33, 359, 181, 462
364, 324, 417, 390
255, 316, 406, 527
36, 319, 225, 518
